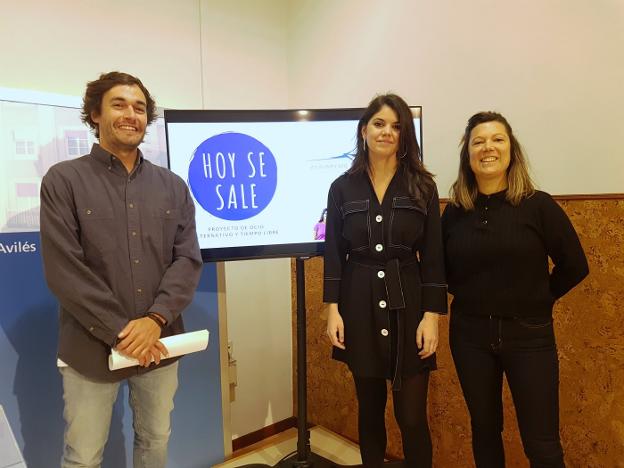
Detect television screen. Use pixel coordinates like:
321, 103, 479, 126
165, 107, 422, 262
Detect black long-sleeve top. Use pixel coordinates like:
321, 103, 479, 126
40, 144, 202, 381
441, 190, 588, 318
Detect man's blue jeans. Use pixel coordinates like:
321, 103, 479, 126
60, 361, 179, 468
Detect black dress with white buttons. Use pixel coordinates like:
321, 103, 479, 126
323, 171, 447, 388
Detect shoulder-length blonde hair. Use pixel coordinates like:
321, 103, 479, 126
450, 111, 535, 210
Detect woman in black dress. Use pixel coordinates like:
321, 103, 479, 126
323, 94, 447, 467
442, 112, 589, 468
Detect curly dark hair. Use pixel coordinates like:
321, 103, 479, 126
81, 71, 157, 138
349, 93, 435, 204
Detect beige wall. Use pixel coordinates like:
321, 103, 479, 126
224, 258, 293, 438
200, 0, 294, 438
201, 0, 290, 108
200, 0, 295, 434
286, 0, 624, 195
0, 0, 203, 108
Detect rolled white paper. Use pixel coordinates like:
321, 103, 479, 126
56, 330, 209, 369
108, 329, 209, 370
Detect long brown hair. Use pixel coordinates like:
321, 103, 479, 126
349, 94, 435, 205
81, 71, 157, 138
450, 111, 535, 210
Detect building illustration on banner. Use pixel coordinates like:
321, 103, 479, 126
0, 97, 167, 235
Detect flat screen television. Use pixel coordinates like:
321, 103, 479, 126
165, 107, 422, 262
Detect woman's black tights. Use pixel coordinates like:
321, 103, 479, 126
353, 372, 432, 468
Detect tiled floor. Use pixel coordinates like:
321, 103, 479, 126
213, 426, 362, 467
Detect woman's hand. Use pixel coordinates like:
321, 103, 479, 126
326, 303, 346, 350
416, 312, 439, 359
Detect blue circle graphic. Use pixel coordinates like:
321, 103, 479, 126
188, 132, 278, 221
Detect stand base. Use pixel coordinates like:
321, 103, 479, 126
236, 453, 405, 468
232, 452, 338, 468
276, 451, 342, 467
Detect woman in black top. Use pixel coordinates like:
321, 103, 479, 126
441, 112, 589, 468
323, 94, 447, 467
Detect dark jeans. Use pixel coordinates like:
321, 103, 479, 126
353, 372, 432, 468
450, 313, 565, 468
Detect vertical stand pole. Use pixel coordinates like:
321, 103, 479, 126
295, 257, 310, 464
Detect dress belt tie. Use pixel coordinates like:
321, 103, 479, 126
348, 256, 418, 390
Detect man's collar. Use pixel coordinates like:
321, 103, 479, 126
89, 143, 144, 169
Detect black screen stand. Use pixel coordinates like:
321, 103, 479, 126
272, 257, 339, 467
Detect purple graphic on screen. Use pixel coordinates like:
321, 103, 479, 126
188, 132, 278, 221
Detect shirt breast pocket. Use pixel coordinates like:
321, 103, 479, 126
151, 207, 180, 265
389, 196, 426, 250
341, 199, 370, 252
77, 206, 116, 255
